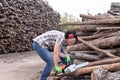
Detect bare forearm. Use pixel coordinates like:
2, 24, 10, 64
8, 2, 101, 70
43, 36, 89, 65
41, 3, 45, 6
58, 52, 66, 58
53, 53, 59, 67
53, 52, 66, 67
53, 42, 65, 67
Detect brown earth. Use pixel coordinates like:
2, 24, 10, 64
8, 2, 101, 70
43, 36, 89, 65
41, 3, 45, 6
0, 51, 45, 80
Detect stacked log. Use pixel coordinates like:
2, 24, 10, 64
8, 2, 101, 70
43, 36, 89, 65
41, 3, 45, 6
51, 2, 120, 80
0, 0, 61, 54
91, 66, 120, 80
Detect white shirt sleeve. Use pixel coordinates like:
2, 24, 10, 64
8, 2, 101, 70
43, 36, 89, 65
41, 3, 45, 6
56, 36, 64, 45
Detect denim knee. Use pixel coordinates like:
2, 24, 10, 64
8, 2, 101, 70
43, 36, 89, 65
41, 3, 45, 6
47, 61, 54, 68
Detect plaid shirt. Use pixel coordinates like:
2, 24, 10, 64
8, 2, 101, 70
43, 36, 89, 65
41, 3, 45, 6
33, 30, 65, 49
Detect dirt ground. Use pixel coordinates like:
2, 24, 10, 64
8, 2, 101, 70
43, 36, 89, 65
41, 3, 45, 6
0, 51, 45, 80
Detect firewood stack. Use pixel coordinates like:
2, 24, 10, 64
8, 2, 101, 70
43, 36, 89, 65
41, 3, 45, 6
108, 2, 120, 16
0, 0, 61, 54
52, 2, 120, 80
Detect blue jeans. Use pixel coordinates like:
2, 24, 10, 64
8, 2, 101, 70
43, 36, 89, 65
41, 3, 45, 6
32, 41, 66, 80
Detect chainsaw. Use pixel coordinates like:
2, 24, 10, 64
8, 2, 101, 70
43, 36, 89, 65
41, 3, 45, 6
64, 62, 89, 73
58, 61, 89, 75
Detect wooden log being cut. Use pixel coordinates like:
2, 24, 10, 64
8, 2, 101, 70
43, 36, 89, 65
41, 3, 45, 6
75, 62, 120, 76
78, 38, 117, 58
67, 36, 120, 51
50, 62, 120, 78
59, 19, 120, 26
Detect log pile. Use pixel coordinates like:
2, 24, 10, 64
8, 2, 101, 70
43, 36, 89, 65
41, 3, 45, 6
51, 2, 120, 80
108, 2, 120, 16
0, 0, 61, 54
91, 66, 120, 80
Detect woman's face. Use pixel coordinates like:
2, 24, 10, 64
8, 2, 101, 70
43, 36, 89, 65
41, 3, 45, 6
66, 38, 76, 45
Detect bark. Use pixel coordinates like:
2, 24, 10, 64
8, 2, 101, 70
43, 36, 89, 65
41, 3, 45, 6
78, 38, 117, 58
68, 36, 120, 51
